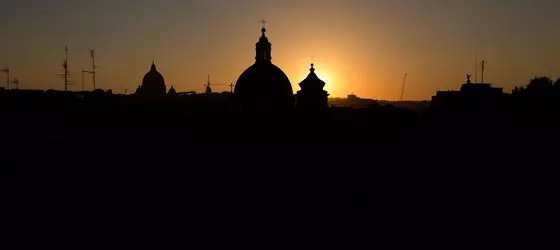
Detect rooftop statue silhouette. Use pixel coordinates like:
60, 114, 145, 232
296, 63, 329, 111
136, 61, 167, 98
234, 22, 294, 112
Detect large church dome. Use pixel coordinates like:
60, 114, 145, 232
234, 27, 294, 111
142, 62, 165, 88
139, 61, 166, 97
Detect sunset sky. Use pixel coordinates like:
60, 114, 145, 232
1, 0, 560, 100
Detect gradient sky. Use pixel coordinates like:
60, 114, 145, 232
1, 0, 560, 100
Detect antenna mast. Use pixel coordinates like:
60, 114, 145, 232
64, 46, 69, 92
203, 75, 225, 94
56, 46, 76, 91
205, 74, 212, 94
81, 66, 85, 91
481, 60, 485, 83
400, 73, 408, 101
90, 49, 97, 90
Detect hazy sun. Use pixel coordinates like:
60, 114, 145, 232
294, 61, 339, 97
317, 71, 337, 96
316, 72, 330, 84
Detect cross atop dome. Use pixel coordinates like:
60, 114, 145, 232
260, 19, 267, 33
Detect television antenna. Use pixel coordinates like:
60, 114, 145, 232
481, 60, 486, 83
400, 73, 408, 101
204, 74, 224, 94
56, 46, 76, 91
1, 67, 9, 89
62, 46, 70, 91
88, 49, 98, 90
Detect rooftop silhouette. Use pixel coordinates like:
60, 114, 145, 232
2, 9, 559, 229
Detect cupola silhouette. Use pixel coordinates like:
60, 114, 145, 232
234, 23, 294, 111
296, 63, 329, 111
136, 61, 167, 98
168, 85, 177, 96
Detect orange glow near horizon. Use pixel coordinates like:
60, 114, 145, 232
3, 1, 560, 100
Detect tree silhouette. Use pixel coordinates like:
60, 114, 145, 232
554, 78, 560, 93
526, 77, 553, 96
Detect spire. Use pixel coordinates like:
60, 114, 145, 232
310, 63, 315, 73
260, 19, 267, 36
151, 61, 156, 71
255, 20, 272, 63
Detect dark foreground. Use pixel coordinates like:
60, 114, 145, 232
1, 109, 556, 237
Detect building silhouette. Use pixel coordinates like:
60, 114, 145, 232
234, 26, 294, 111
168, 85, 177, 97
136, 61, 167, 98
296, 63, 329, 111
431, 74, 505, 115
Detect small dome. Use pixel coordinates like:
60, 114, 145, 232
168, 85, 177, 95
299, 63, 326, 90
295, 63, 329, 111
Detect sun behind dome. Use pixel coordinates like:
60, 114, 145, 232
234, 26, 294, 111
296, 63, 330, 111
